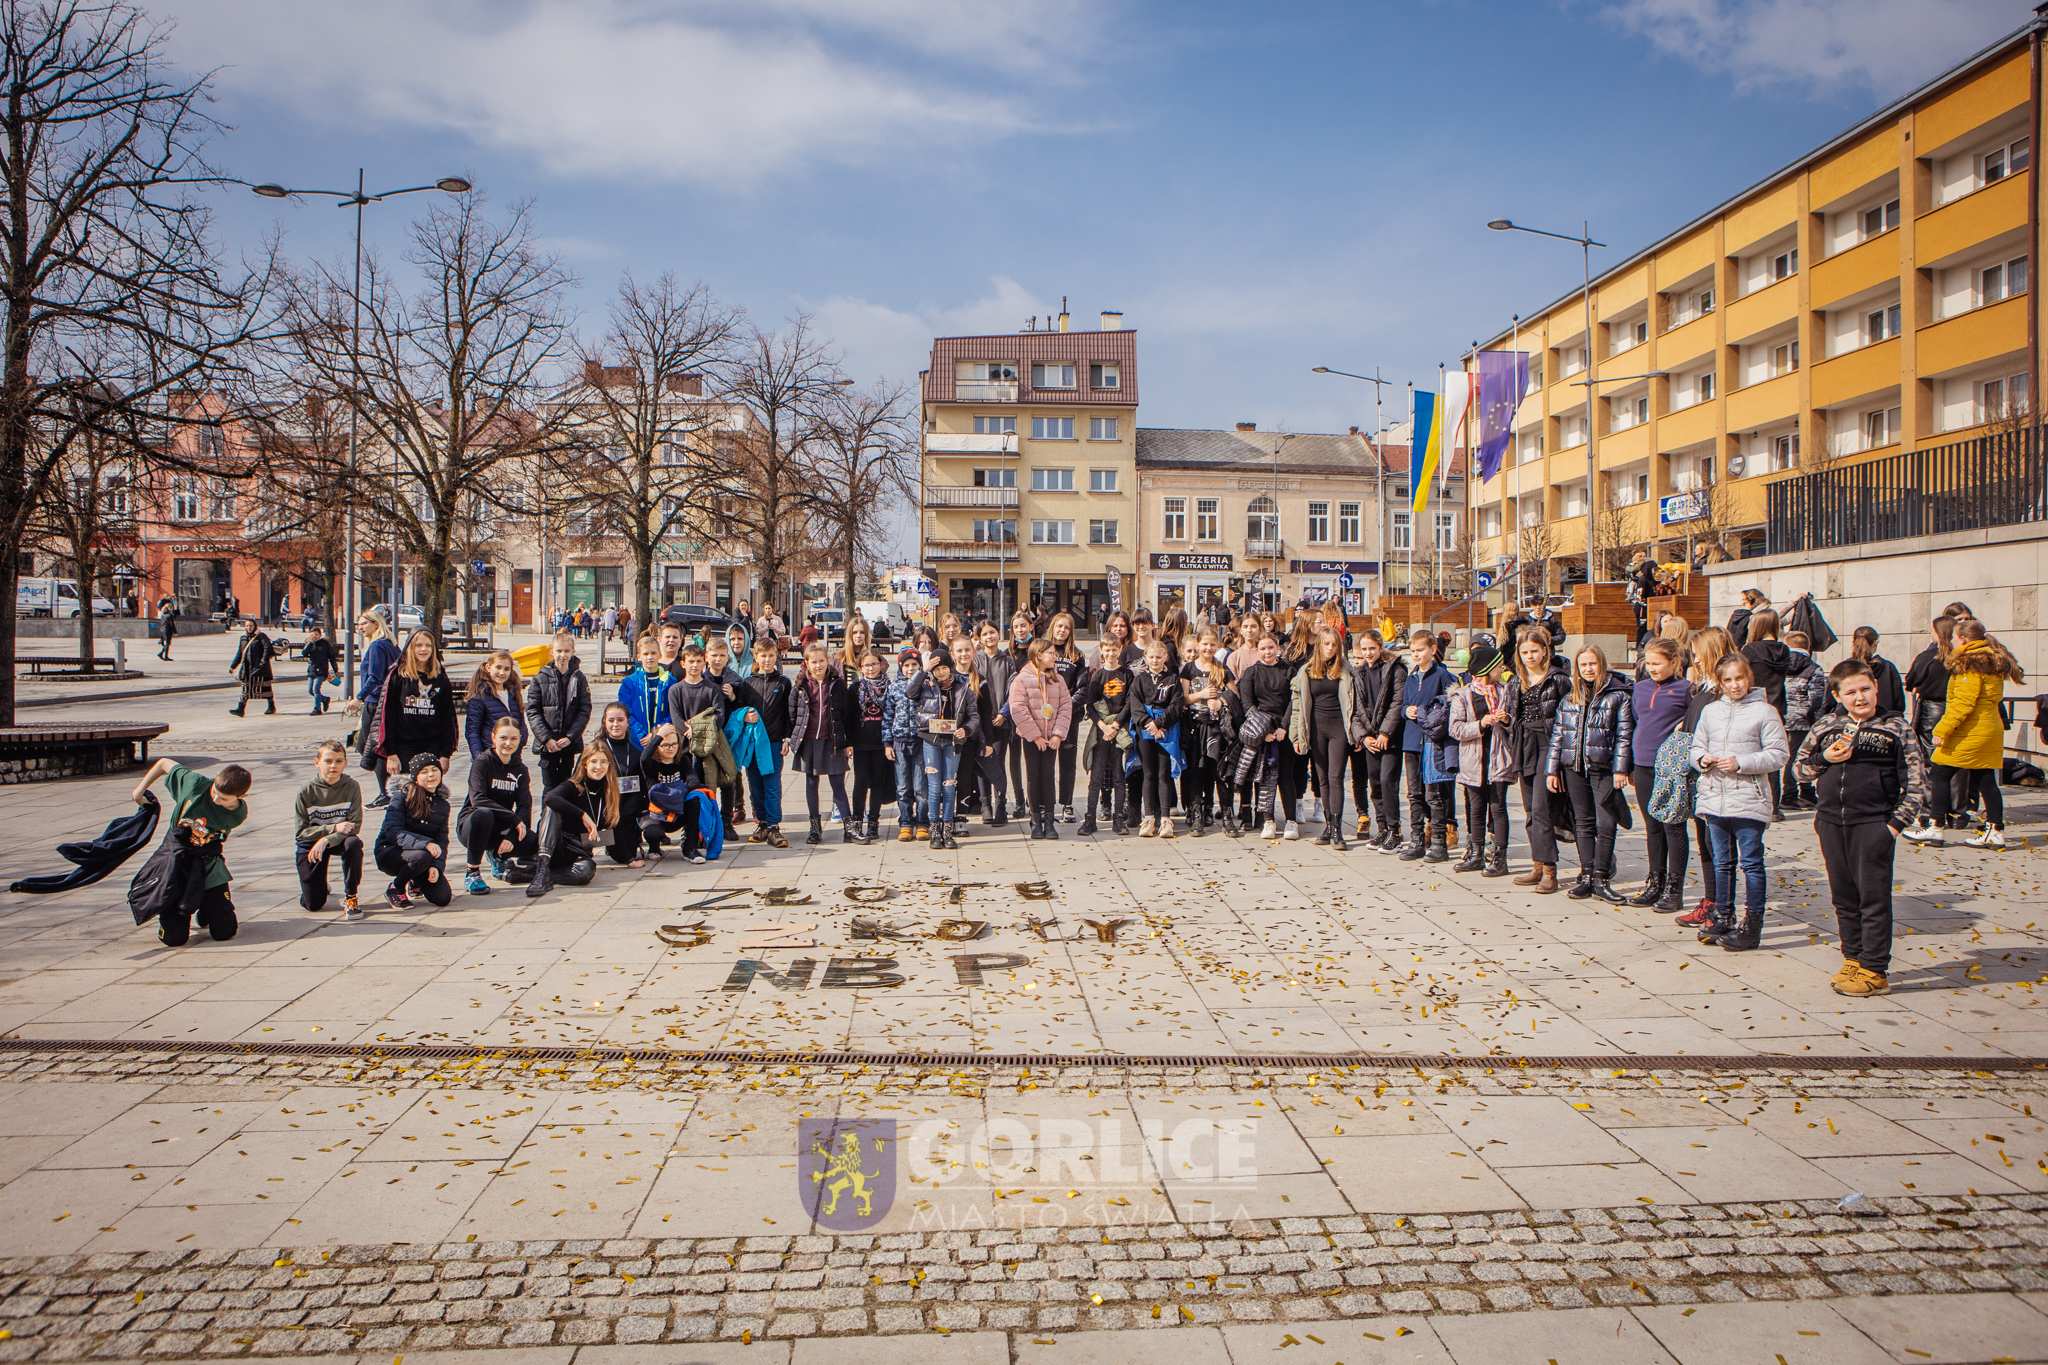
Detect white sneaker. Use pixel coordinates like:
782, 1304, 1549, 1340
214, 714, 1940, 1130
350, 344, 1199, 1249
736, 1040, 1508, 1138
1284, 821, 1301, 841
1158, 817, 1175, 839
1261, 819, 1279, 841
1900, 823, 1945, 845
1139, 816, 1157, 837
1059, 804, 1075, 824
1964, 825, 2007, 850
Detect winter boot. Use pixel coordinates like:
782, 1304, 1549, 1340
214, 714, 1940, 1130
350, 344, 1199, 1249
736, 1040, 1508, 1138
1482, 846, 1509, 877
1592, 876, 1628, 905
1328, 822, 1348, 852
1717, 908, 1764, 952
1566, 870, 1595, 899
1452, 839, 1485, 873
843, 818, 865, 844
1043, 809, 1058, 839
1628, 875, 1665, 908
1397, 831, 1427, 861
1423, 827, 1449, 863
1653, 886, 1683, 913
1534, 863, 1559, 894
1512, 861, 1545, 886
807, 817, 824, 846
991, 796, 1008, 829
1698, 904, 1736, 944
1313, 824, 1332, 846
524, 861, 553, 899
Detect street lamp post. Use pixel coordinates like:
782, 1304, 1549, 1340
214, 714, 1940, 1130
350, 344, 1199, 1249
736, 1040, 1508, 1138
250, 171, 473, 694
1313, 365, 1395, 614
1487, 219, 1605, 590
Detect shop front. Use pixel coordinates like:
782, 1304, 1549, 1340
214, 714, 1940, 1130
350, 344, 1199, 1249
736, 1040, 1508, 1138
1290, 558, 1381, 619
1146, 552, 1234, 623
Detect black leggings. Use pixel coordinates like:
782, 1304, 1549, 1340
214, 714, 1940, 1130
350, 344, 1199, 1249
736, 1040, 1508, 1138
1088, 740, 1128, 823
806, 770, 852, 822
851, 749, 891, 822
1965, 768, 2005, 826
1181, 750, 1219, 819
377, 846, 453, 907
979, 734, 1010, 815
1402, 751, 1449, 836
1023, 742, 1058, 816
1356, 746, 1401, 833
1138, 738, 1177, 819
1462, 781, 1511, 851
1306, 721, 1349, 828
463, 809, 538, 868
1562, 766, 1621, 877
1057, 740, 1078, 806
1631, 767, 1689, 888
297, 836, 363, 911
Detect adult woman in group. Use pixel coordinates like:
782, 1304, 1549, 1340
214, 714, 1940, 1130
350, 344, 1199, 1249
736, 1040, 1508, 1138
836, 615, 873, 679
465, 650, 526, 760
1544, 644, 1635, 903
1931, 618, 2023, 850
346, 612, 403, 807
1690, 653, 1788, 950
1157, 605, 1192, 674
1505, 627, 1572, 892
1094, 609, 1136, 670
376, 629, 458, 780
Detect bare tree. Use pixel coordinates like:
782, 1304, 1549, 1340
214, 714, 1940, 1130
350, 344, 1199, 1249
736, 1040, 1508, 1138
1674, 476, 1738, 566
0, 2, 275, 722
800, 380, 915, 620
1592, 486, 1641, 584
549, 275, 741, 629
710, 318, 848, 621
237, 388, 353, 636
281, 196, 573, 649
1514, 516, 1558, 600
24, 393, 150, 669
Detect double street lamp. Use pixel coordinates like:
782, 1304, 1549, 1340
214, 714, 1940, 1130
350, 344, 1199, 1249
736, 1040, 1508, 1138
249, 171, 473, 695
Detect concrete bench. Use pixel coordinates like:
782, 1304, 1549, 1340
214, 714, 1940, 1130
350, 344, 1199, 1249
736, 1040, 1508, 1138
0, 720, 169, 784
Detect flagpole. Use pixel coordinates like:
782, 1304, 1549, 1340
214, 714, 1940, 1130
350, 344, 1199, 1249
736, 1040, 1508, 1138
1436, 363, 1446, 597
1405, 382, 1414, 603
1509, 313, 1521, 606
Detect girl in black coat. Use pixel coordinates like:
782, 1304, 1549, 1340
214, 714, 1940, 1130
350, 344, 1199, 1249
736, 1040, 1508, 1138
1505, 629, 1573, 890
460, 718, 536, 893
377, 631, 458, 778
1544, 645, 1636, 903
526, 743, 620, 899
1125, 640, 1186, 836
376, 753, 452, 909
596, 703, 646, 868
789, 643, 855, 844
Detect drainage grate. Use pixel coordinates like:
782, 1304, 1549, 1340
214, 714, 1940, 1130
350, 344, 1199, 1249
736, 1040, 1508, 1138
0, 1036, 2041, 1072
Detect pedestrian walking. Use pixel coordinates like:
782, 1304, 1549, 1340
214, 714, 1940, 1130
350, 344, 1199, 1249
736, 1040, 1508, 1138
156, 597, 177, 660
227, 619, 276, 717
302, 624, 338, 714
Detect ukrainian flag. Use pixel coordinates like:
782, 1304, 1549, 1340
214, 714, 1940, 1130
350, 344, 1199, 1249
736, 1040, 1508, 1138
1409, 389, 1440, 518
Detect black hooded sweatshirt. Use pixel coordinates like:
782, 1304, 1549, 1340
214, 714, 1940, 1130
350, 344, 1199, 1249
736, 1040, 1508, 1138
1741, 639, 1793, 716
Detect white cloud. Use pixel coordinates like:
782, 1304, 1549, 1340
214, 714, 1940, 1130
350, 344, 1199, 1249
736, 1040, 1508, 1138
161, 0, 1106, 185
809, 277, 1052, 387
1595, 0, 2030, 94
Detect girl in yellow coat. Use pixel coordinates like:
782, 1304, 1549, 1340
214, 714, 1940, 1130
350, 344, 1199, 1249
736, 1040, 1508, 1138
1931, 619, 2024, 849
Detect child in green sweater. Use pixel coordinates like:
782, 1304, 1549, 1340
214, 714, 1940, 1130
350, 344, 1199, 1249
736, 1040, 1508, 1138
295, 739, 366, 920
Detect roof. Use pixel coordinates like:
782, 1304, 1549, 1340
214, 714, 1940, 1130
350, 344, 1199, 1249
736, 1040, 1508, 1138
1479, 14, 2042, 349
923, 329, 1138, 405
1137, 426, 1444, 477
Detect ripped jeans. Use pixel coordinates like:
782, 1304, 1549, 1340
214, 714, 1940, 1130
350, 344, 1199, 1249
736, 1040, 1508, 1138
924, 741, 961, 824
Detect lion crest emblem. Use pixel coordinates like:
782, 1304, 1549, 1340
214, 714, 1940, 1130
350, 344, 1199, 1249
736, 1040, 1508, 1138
799, 1118, 895, 1231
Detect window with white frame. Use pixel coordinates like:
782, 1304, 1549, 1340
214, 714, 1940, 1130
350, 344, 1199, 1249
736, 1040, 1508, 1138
1769, 433, 1800, 471
1772, 248, 1798, 282
1769, 341, 1798, 378
1088, 468, 1117, 492
1519, 501, 1543, 528
1246, 496, 1279, 542
1984, 136, 2031, 184
1089, 363, 1120, 390
972, 467, 1016, 487
1558, 345, 1589, 378
1088, 518, 1119, 545
1031, 416, 1074, 440
1031, 362, 1076, 389
1162, 497, 1187, 540
1863, 404, 1902, 450
1982, 372, 2030, 423
972, 415, 1015, 435
1434, 512, 1456, 550
206, 479, 236, 522
1528, 358, 1544, 389
1559, 413, 1587, 449
1861, 198, 1900, 240
1087, 417, 1118, 440
1481, 508, 1502, 538
1307, 501, 1330, 543
1667, 285, 1715, 328
1518, 430, 1544, 464
1391, 511, 1412, 551
1865, 303, 1902, 345
972, 518, 1015, 543
1390, 483, 1409, 503
1030, 467, 1074, 491
1195, 498, 1219, 540
960, 361, 1017, 382
1338, 502, 1361, 544
1981, 255, 2029, 305
1030, 519, 1074, 544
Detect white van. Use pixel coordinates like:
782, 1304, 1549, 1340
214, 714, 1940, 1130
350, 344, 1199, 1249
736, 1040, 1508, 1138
16, 578, 116, 618
856, 601, 911, 641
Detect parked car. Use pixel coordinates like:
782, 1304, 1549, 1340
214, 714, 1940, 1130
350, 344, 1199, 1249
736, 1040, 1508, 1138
659, 603, 738, 638
806, 607, 845, 640
392, 604, 425, 631
16, 578, 116, 618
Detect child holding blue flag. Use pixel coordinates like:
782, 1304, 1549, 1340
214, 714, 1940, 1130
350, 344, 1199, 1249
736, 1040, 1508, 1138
1007, 638, 1073, 841
1126, 640, 1185, 838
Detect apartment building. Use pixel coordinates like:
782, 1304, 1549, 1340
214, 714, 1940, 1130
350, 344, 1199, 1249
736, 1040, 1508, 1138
918, 309, 1139, 626
1134, 425, 1396, 619
1468, 19, 2045, 582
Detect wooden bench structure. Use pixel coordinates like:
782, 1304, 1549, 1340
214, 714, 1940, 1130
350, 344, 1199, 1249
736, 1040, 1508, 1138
0, 720, 169, 783
13, 655, 120, 675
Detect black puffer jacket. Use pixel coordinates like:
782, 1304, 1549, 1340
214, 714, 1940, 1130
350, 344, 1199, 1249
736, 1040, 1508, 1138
1357, 655, 1408, 744
1545, 672, 1636, 776
1505, 660, 1571, 773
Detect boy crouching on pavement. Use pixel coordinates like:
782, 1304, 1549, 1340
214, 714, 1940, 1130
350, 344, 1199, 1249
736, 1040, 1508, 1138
1795, 658, 1926, 998
296, 739, 366, 920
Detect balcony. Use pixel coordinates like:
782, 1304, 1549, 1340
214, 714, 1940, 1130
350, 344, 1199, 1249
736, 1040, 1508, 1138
1917, 293, 2027, 378
952, 382, 1017, 403
924, 485, 1019, 509
1917, 171, 2028, 267
1723, 274, 1797, 346
1725, 370, 1799, 433
925, 539, 1019, 562
1810, 231, 1900, 311
1657, 397, 1722, 453
1811, 334, 1900, 409
925, 431, 1012, 454
1244, 537, 1286, 560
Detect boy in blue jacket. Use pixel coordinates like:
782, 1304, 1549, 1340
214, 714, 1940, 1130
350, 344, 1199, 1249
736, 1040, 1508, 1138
886, 645, 925, 840
620, 634, 671, 750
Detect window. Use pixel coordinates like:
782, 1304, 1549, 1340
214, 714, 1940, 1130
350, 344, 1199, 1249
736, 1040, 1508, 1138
1481, 508, 1503, 538
1668, 286, 1715, 328
1307, 501, 1330, 543
1434, 512, 1456, 551
206, 479, 236, 522
1090, 363, 1120, 390
1981, 255, 2030, 305
105, 474, 129, 517
1769, 341, 1799, 378
1697, 371, 1716, 401
1338, 502, 1361, 544
972, 415, 1016, 435
173, 478, 199, 521
972, 518, 1016, 543
1246, 495, 1279, 542
1634, 472, 1651, 503
971, 467, 1016, 487
1030, 467, 1074, 491
1088, 518, 1119, 546
1861, 198, 1900, 239
1031, 416, 1074, 440
1391, 511, 1413, 551
1631, 396, 1649, 424
1030, 519, 1074, 545
1560, 414, 1587, 449
1864, 303, 1901, 345
1627, 319, 1647, 346
1031, 362, 1076, 389
1195, 497, 1219, 540
961, 361, 1017, 382
1089, 468, 1118, 492
1528, 359, 1544, 389
1162, 497, 1187, 540
1559, 345, 1588, 378
1984, 136, 2030, 184
1088, 417, 1118, 441
1982, 373, 2030, 422
1863, 404, 1902, 449
1390, 483, 1410, 503
1769, 433, 1801, 471
1771, 248, 1798, 281
1517, 430, 1544, 464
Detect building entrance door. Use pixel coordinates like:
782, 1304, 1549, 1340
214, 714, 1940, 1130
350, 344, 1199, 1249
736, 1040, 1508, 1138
512, 569, 533, 626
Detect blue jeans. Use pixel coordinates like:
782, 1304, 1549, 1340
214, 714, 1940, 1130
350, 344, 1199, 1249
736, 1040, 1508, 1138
893, 738, 925, 825
747, 761, 784, 827
1703, 815, 1767, 914
924, 742, 961, 824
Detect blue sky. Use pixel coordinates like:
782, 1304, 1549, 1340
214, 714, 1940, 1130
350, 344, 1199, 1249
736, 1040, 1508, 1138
174, 0, 2029, 443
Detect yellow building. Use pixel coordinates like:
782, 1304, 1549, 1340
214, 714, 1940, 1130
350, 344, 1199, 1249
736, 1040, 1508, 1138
1469, 23, 2044, 587
918, 308, 1139, 626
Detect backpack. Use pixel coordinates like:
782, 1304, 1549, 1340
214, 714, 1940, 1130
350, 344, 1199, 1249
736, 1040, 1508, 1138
1422, 694, 1458, 775
1646, 725, 1697, 823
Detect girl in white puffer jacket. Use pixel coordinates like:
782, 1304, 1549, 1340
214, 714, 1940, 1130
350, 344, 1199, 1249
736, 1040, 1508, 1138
1688, 653, 1789, 952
